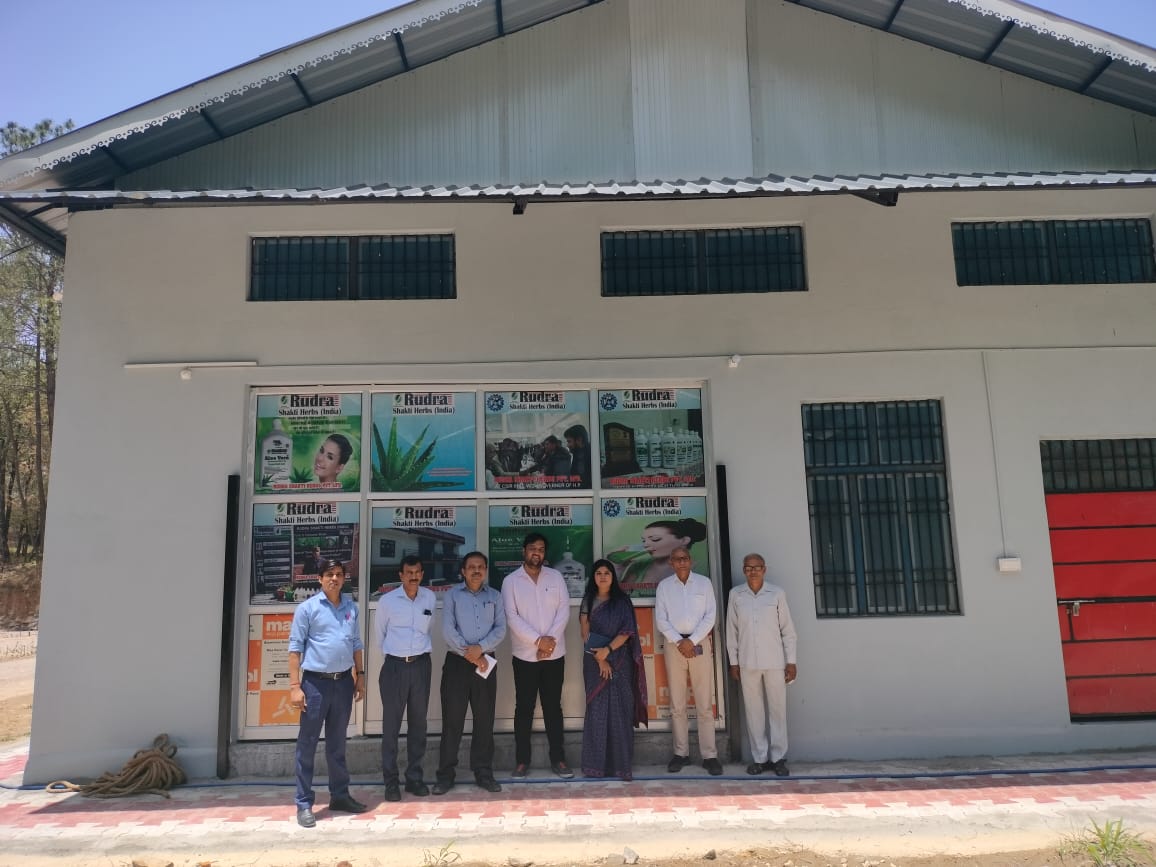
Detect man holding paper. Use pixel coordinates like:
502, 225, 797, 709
434, 551, 507, 794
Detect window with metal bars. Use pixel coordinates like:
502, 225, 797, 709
1041, 439, 1156, 494
952, 219, 1155, 286
249, 235, 456, 301
802, 400, 960, 617
601, 226, 806, 296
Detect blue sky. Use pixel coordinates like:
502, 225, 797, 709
1, 0, 1155, 130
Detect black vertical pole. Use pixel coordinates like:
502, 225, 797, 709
217, 474, 241, 780
715, 464, 743, 762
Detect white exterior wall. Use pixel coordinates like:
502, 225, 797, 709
121, 0, 1156, 192
29, 187, 1156, 781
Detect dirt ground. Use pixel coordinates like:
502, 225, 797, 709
0, 847, 1099, 867
0, 631, 36, 743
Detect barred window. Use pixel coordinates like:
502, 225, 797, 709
1041, 439, 1156, 494
250, 235, 455, 301
601, 227, 806, 296
952, 219, 1155, 286
802, 400, 960, 617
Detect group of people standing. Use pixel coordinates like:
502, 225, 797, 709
286, 535, 797, 828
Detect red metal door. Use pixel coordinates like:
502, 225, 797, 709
1046, 490, 1156, 719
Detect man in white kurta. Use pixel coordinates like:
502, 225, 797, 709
655, 546, 721, 775
726, 553, 797, 776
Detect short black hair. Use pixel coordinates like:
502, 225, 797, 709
400, 554, 423, 569
461, 550, 489, 569
522, 532, 548, 551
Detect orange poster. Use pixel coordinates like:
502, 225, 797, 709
246, 614, 301, 727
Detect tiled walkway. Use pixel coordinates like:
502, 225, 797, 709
5, 739, 1156, 864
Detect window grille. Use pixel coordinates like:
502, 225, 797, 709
952, 219, 1155, 286
601, 226, 806, 296
1041, 439, 1156, 494
802, 400, 959, 617
250, 235, 456, 301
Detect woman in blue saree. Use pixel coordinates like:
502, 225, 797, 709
579, 559, 648, 780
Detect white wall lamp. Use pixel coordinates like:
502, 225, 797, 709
727, 354, 742, 369
124, 360, 258, 382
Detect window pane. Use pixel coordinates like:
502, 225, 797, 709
858, 475, 905, 614
808, 475, 856, 616
952, 221, 1048, 286
1053, 219, 1155, 285
802, 403, 869, 468
953, 218, 1154, 286
906, 473, 958, 613
1040, 438, 1156, 493
359, 235, 455, 300
602, 226, 805, 296
250, 237, 348, 301
803, 399, 960, 617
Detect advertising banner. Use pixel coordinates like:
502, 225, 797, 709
254, 393, 362, 494
251, 501, 360, 604
488, 503, 594, 595
370, 392, 476, 492
370, 504, 478, 597
597, 388, 705, 489
246, 613, 300, 728
600, 495, 710, 598
483, 390, 591, 491
647, 616, 717, 722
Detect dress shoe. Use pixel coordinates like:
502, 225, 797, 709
328, 795, 368, 813
703, 757, 724, 776
476, 776, 502, 793
432, 780, 454, 795
383, 783, 401, 802
770, 759, 790, 777
296, 806, 317, 828
745, 762, 765, 775
551, 760, 575, 779
666, 754, 690, 773
405, 780, 430, 796
511, 763, 529, 778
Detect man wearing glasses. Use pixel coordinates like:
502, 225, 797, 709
726, 553, 798, 776
655, 546, 722, 775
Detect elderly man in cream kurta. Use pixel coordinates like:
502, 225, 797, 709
726, 553, 797, 777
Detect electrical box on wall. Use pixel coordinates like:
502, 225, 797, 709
997, 557, 1022, 573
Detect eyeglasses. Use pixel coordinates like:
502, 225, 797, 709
742, 565, 766, 572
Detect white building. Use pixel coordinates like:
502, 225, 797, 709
2, 0, 1156, 783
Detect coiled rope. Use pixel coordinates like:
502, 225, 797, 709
45, 734, 187, 798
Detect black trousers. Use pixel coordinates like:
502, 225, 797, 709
511, 655, 566, 766
437, 652, 498, 783
379, 654, 432, 786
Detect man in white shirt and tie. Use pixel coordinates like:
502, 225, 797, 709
655, 546, 721, 775
374, 555, 437, 801
501, 532, 574, 779
726, 552, 798, 776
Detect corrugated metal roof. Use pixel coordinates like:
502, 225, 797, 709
3, 170, 1154, 206
3, 0, 1156, 253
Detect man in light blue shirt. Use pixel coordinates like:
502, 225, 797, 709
287, 559, 367, 827
373, 554, 437, 801
434, 551, 507, 794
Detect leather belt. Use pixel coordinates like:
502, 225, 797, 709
303, 669, 350, 680
387, 653, 430, 663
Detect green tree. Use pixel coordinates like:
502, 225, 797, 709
0, 119, 72, 561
